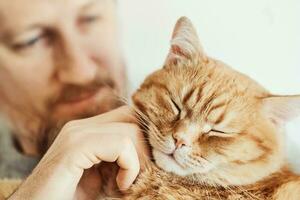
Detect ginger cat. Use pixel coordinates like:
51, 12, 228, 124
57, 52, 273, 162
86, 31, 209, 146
124, 17, 300, 200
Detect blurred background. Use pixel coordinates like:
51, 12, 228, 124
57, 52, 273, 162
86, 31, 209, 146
118, 0, 300, 171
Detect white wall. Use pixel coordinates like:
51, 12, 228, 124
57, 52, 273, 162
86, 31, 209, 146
118, 0, 300, 170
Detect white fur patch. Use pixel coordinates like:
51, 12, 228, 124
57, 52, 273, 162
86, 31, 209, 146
203, 124, 212, 133
153, 149, 189, 176
153, 148, 215, 176
187, 123, 199, 134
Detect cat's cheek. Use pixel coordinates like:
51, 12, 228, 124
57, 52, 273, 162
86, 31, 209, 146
149, 134, 176, 154
174, 148, 216, 174
152, 149, 189, 176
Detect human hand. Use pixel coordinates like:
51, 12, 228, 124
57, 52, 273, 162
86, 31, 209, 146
9, 106, 149, 200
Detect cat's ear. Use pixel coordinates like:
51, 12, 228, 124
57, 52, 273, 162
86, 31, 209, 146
262, 95, 300, 125
164, 17, 207, 66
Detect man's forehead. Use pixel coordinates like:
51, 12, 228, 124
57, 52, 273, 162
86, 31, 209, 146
0, 0, 97, 12
0, 0, 99, 37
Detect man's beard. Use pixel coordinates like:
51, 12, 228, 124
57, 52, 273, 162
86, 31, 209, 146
42, 71, 126, 154
4, 69, 127, 156
47, 69, 122, 121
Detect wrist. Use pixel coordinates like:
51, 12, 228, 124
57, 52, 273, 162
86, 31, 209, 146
10, 154, 82, 200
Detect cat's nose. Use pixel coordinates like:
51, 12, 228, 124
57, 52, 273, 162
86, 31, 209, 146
173, 134, 190, 149
175, 139, 186, 149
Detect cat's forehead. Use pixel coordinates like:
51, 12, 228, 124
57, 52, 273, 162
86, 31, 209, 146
161, 59, 268, 100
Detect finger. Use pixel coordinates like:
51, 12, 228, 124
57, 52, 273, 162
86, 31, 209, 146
84, 106, 138, 124
115, 138, 140, 191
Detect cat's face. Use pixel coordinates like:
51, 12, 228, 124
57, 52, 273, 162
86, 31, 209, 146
133, 17, 300, 185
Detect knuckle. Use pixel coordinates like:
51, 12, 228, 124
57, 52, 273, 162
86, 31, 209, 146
120, 105, 131, 112
64, 120, 79, 129
128, 123, 140, 134
62, 123, 73, 134
60, 121, 82, 144
61, 131, 76, 147
121, 135, 133, 148
119, 136, 136, 157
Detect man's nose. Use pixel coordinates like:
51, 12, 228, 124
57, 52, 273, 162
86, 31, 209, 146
55, 35, 98, 85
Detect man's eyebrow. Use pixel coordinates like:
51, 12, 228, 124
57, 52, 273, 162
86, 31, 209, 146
14, 24, 45, 39
23, 24, 45, 32
81, 0, 99, 11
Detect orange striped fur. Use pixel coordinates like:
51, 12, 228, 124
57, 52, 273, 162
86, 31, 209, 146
126, 17, 300, 200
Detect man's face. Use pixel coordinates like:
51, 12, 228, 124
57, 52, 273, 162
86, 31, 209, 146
0, 0, 126, 153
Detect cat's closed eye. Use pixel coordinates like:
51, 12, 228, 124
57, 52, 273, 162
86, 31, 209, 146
170, 98, 181, 118
211, 129, 225, 134
209, 129, 237, 138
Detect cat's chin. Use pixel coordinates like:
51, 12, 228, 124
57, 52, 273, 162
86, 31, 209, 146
152, 149, 187, 176
152, 149, 211, 176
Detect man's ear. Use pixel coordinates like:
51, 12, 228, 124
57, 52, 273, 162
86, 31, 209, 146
164, 16, 207, 66
262, 95, 300, 126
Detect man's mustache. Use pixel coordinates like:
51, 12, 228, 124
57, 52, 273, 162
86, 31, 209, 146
47, 73, 116, 109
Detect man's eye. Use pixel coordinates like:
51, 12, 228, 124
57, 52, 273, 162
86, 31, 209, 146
13, 35, 44, 50
80, 15, 101, 24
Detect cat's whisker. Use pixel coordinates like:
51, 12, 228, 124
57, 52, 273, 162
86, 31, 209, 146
183, 157, 201, 169
150, 131, 172, 153
95, 94, 153, 132
235, 185, 262, 200
215, 168, 263, 200
206, 173, 239, 199
202, 182, 211, 200
210, 181, 222, 200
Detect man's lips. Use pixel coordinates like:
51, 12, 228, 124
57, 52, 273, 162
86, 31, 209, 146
59, 89, 98, 104
52, 87, 105, 117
